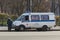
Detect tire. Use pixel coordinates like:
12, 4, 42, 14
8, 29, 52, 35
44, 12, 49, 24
19, 25, 25, 31
42, 25, 48, 31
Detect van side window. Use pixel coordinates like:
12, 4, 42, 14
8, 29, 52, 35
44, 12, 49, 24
25, 15, 29, 21
41, 15, 49, 20
31, 15, 40, 21
21, 15, 29, 22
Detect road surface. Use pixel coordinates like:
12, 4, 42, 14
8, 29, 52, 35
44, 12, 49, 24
0, 31, 60, 40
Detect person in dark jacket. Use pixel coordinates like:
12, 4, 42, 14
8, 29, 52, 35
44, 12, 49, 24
7, 18, 12, 31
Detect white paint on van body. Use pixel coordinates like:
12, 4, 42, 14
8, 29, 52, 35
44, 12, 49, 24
12, 12, 56, 29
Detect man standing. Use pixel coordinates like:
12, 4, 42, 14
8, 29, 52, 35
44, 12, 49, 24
7, 18, 12, 31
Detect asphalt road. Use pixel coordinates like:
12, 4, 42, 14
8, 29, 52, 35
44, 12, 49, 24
0, 31, 60, 40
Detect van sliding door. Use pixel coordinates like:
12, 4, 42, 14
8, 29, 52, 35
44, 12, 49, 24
31, 15, 40, 28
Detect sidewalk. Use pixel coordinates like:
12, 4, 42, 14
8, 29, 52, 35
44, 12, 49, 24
0, 26, 14, 30
51, 26, 60, 31
0, 26, 7, 30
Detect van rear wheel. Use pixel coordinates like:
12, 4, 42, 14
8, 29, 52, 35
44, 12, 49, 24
42, 25, 48, 31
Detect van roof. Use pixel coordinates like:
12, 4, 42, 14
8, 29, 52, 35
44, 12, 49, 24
22, 12, 54, 15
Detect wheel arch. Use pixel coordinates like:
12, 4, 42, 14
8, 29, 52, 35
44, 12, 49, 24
19, 24, 25, 28
42, 25, 48, 28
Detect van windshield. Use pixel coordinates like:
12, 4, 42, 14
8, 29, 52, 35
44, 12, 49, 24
16, 16, 22, 21
16, 15, 29, 22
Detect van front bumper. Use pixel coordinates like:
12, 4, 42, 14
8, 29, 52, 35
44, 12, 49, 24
12, 25, 16, 29
12, 24, 20, 29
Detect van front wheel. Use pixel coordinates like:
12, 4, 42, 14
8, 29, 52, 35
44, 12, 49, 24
19, 25, 25, 31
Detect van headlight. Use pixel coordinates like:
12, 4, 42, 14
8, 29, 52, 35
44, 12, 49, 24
12, 23, 16, 27
12, 22, 20, 27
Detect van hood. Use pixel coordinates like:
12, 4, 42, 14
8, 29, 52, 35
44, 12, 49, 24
13, 21, 21, 26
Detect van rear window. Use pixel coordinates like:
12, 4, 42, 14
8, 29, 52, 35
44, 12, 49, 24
41, 15, 49, 20
31, 15, 40, 21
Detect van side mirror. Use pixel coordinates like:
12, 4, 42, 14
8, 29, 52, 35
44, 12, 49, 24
21, 20, 24, 22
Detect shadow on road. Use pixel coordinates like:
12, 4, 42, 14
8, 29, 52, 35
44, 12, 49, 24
0, 29, 60, 32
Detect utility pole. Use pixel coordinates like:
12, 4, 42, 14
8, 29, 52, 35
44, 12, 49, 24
26, 0, 32, 12
1, 0, 3, 13
30, 0, 32, 12
51, 0, 55, 13
58, 0, 60, 16
27, 0, 30, 12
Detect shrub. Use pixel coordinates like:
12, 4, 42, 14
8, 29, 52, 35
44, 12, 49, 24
0, 13, 18, 26
0, 13, 8, 19
55, 16, 60, 26
10, 15, 18, 21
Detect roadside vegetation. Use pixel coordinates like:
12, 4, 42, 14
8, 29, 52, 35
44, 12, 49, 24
0, 13, 18, 26
55, 16, 60, 26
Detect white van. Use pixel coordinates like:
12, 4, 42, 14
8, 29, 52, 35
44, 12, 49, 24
12, 12, 56, 31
